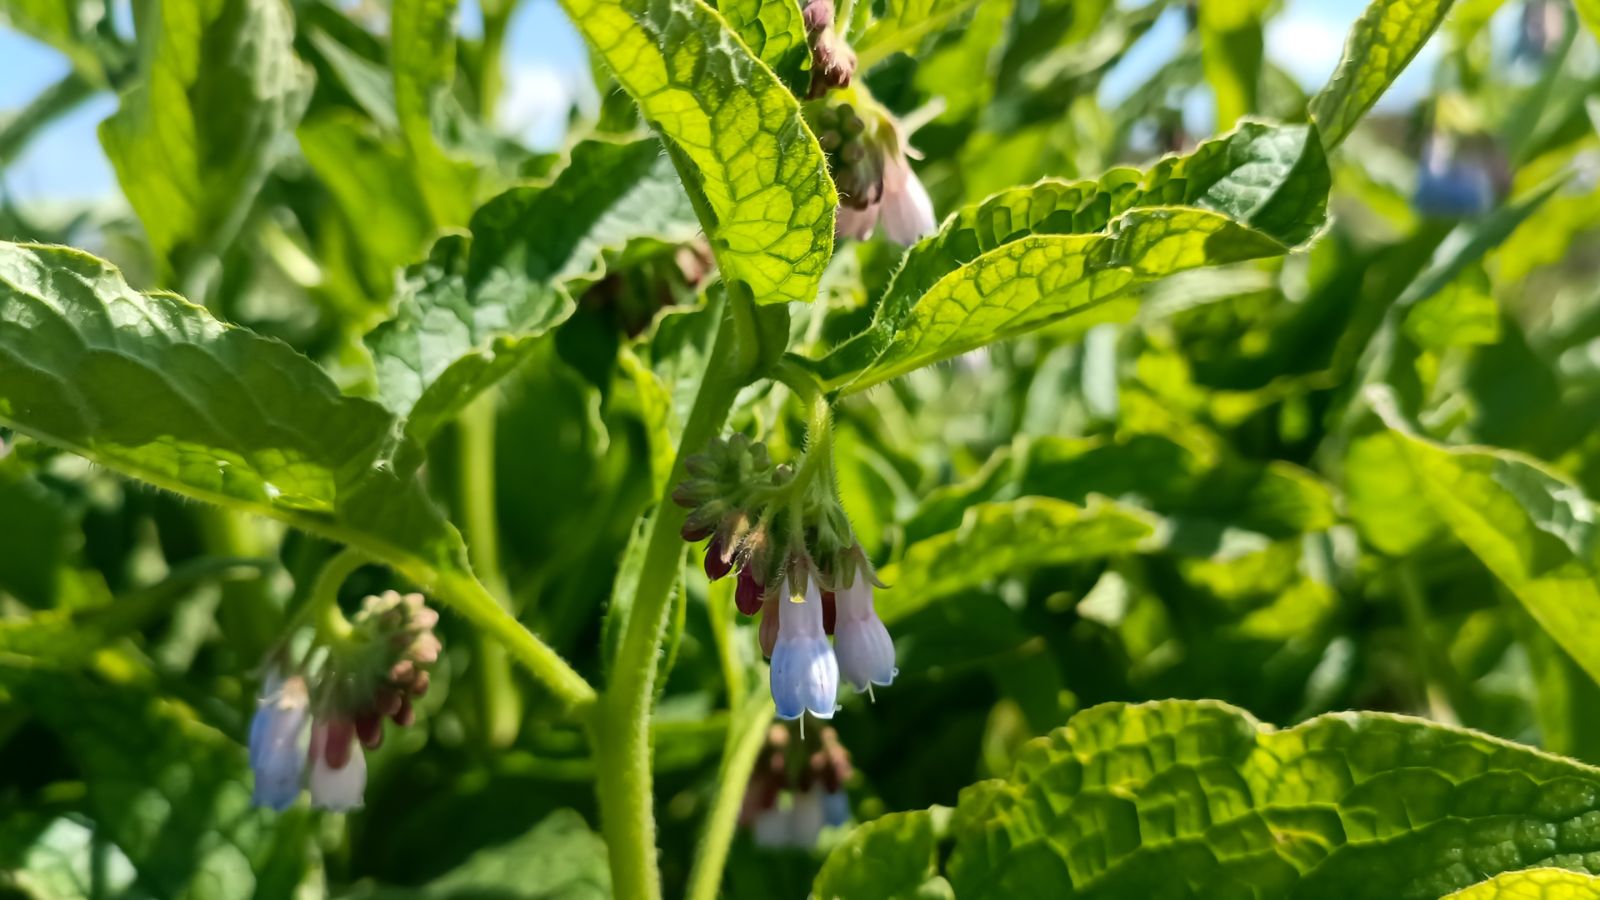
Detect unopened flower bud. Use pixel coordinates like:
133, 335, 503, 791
802, 0, 834, 32
736, 567, 765, 616
705, 536, 734, 580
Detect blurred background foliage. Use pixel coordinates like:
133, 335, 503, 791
2, 0, 1600, 897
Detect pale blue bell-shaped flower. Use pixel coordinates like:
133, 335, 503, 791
822, 789, 851, 827
833, 573, 897, 693
1413, 136, 1494, 218
249, 669, 309, 810
769, 580, 839, 722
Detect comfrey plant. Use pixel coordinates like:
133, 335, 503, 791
249, 581, 441, 811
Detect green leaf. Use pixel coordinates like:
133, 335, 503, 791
1448, 869, 1600, 899
1378, 396, 1600, 689
99, 0, 313, 275
391, 0, 478, 228
0, 0, 107, 81
1344, 432, 1445, 556
1403, 265, 1501, 351
365, 137, 699, 445
716, 0, 810, 94
349, 809, 611, 899
557, 0, 837, 304
0, 463, 73, 606
814, 809, 954, 900
1575, 0, 1600, 44
2, 661, 317, 898
855, 0, 979, 65
1308, 0, 1455, 149
946, 699, 1600, 898
820, 122, 1330, 393
1197, 0, 1270, 129
0, 242, 466, 574
877, 497, 1156, 624
297, 110, 433, 299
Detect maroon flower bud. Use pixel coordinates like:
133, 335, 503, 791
681, 518, 715, 542
355, 711, 384, 749
759, 593, 781, 659
821, 590, 837, 636
374, 685, 404, 717
735, 567, 764, 616
322, 718, 355, 770
705, 536, 733, 581
803, 0, 834, 32
392, 695, 415, 727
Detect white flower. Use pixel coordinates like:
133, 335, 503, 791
308, 721, 366, 811
788, 788, 825, 847
835, 202, 879, 241
248, 669, 308, 810
833, 572, 896, 693
878, 157, 937, 246
769, 580, 839, 722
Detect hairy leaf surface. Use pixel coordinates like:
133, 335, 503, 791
1309, 0, 1455, 148
716, 0, 810, 93
558, 0, 836, 303
820, 122, 1329, 392
1448, 869, 1600, 899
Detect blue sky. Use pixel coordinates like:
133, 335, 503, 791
0, 0, 1443, 204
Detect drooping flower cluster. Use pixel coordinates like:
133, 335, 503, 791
249, 590, 440, 811
674, 433, 897, 725
741, 723, 853, 848
810, 95, 938, 246
1413, 133, 1501, 218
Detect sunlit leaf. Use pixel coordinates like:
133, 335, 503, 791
557, 0, 836, 304
391, 0, 478, 227
716, 0, 810, 93
1448, 869, 1600, 899
813, 809, 953, 900
365, 137, 699, 445
943, 699, 1600, 898
819, 122, 1330, 393
1309, 0, 1455, 148
100, 0, 313, 276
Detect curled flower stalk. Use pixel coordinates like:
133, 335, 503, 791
247, 573, 441, 812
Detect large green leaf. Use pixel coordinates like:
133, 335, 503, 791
878, 497, 1156, 624
364, 137, 700, 445
557, 0, 836, 304
941, 699, 1600, 898
0, 463, 73, 606
1308, 0, 1455, 149
1579, 1, 1600, 43
818, 122, 1330, 393
716, 0, 810, 93
1377, 401, 1600, 689
813, 809, 953, 900
2, 661, 317, 898
1448, 869, 1600, 899
348, 810, 610, 899
0, 242, 465, 574
0, 0, 108, 81
391, 0, 478, 228
100, 0, 313, 275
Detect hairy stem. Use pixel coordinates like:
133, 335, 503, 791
684, 694, 777, 900
591, 293, 760, 900
458, 391, 522, 747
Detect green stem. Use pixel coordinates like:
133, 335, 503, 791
1394, 560, 1461, 725
590, 293, 761, 900
307, 548, 366, 647
458, 391, 522, 747
199, 507, 277, 662
684, 694, 777, 900
475, 4, 513, 122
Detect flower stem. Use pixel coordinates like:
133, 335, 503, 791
309, 548, 366, 646
458, 390, 523, 748
591, 291, 761, 900
684, 694, 777, 900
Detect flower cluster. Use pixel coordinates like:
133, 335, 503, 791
810, 96, 938, 246
741, 723, 853, 848
249, 590, 440, 811
1413, 133, 1503, 218
674, 434, 897, 725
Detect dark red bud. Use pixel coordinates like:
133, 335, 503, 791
759, 594, 780, 658
375, 686, 404, 717
323, 719, 355, 770
681, 518, 714, 542
705, 537, 733, 581
392, 695, 415, 727
822, 590, 837, 636
735, 568, 764, 616
356, 712, 385, 749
